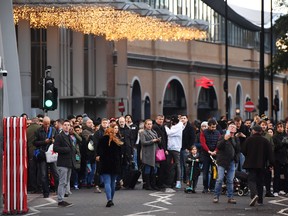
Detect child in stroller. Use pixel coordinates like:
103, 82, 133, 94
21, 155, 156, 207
184, 146, 201, 193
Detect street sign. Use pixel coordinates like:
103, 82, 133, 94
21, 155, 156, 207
118, 101, 125, 113
244, 101, 255, 112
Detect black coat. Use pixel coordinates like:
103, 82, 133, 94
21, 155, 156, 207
34, 126, 57, 151
89, 126, 105, 161
182, 122, 196, 150
53, 132, 76, 169
97, 135, 122, 175
273, 132, 288, 164
119, 125, 132, 156
236, 123, 250, 151
242, 133, 274, 169
152, 122, 168, 150
216, 135, 241, 169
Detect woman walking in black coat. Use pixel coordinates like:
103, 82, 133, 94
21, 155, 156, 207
96, 126, 123, 207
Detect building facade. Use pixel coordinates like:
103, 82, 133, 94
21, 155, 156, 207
1, 0, 286, 122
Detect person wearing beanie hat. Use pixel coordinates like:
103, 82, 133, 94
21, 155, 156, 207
82, 116, 90, 125
81, 116, 95, 189
251, 124, 262, 133
201, 121, 208, 128
194, 121, 208, 151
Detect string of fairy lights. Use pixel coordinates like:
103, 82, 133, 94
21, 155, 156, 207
13, 5, 207, 41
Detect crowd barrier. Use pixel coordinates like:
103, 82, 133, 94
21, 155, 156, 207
2, 117, 28, 214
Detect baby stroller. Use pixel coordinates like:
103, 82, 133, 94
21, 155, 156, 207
222, 170, 249, 196
234, 171, 249, 196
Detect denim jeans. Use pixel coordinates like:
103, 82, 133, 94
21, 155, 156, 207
102, 174, 117, 201
237, 153, 246, 172
85, 161, 96, 185
133, 147, 138, 170
144, 165, 157, 175
214, 161, 236, 198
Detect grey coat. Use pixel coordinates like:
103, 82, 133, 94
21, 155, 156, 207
140, 129, 159, 167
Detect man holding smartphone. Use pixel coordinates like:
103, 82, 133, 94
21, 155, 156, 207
213, 122, 241, 204
34, 116, 58, 198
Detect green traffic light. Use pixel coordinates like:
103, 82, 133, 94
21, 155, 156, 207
45, 100, 53, 108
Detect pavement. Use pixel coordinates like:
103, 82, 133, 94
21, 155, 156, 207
2, 186, 286, 216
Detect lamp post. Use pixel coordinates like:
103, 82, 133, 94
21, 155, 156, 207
270, 0, 274, 120
224, 0, 229, 119
259, 0, 265, 116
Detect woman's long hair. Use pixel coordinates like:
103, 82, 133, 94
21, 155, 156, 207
104, 127, 123, 146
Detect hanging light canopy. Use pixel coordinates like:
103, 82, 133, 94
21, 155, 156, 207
13, 4, 207, 41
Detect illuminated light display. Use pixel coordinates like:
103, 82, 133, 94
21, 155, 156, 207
13, 5, 207, 41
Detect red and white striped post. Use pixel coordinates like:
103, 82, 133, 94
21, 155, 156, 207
2, 117, 28, 214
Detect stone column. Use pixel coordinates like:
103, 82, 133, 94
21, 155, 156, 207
0, 0, 24, 116
18, 20, 32, 117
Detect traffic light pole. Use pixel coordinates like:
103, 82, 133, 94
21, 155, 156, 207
259, 0, 265, 116
224, 0, 229, 120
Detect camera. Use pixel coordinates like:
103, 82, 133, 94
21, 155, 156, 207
0, 69, 7, 76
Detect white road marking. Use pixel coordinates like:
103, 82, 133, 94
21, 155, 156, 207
22, 197, 57, 215
124, 191, 175, 216
269, 196, 288, 215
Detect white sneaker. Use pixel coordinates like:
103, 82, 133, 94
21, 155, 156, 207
279, 191, 286, 195
273, 192, 279, 197
249, 195, 259, 207
175, 181, 181, 189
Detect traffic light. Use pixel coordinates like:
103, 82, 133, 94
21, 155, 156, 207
42, 77, 58, 110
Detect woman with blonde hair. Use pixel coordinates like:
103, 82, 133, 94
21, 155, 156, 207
96, 127, 123, 207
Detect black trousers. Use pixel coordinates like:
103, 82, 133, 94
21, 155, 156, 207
247, 168, 264, 203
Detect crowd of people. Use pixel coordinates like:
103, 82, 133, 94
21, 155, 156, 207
24, 112, 288, 207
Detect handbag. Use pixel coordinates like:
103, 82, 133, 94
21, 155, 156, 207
155, 148, 166, 162
88, 140, 94, 151
45, 144, 58, 163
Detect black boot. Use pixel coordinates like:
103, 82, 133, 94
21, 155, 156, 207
143, 174, 152, 190
151, 174, 160, 191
